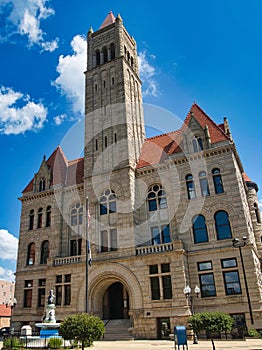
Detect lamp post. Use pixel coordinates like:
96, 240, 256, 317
183, 285, 200, 344
85, 196, 89, 313
232, 236, 254, 325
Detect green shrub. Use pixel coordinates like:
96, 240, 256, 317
3, 337, 23, 349
59, 313, 105, 349
48, 337, 63, 349
248, 329, 261, 338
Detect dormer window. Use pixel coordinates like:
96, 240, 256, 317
39, 177, 46, 192
193, 136, 203, 153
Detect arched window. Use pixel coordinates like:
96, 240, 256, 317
186, 174, 196, 199
29, 209, 34, 230
100, 190, 117, 215
102, 46, 108, 63
212, 168, 224, 194
70, 203, 83, 226
27, 243, 35, 265
254, 203, 261, 224
199, 171, 210, 197
193, 137, 203, 152
192, 215, 208, 243
215, 210, 232, 240
37, 208, 43, 228
96, 50, 100, 66
46, 206, 51, 227
40, 240, 49, 264
110, 43, 115, 60
147, 184, 167, 212
39, 177, 46, 192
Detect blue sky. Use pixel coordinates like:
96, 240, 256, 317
0, 0, 261, 281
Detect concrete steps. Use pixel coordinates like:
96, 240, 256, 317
102, 319, 133, 341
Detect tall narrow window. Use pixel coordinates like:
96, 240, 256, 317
24, 280, 33, 307
199, 171, 210, 197
70, 203, 83, 226
147, 184, 167, 212
29, 209, 34, 230
38, 279, 46, 307
215, 210, 232, 240
46, 206, 51, 227
192, 215, 208, 243
100, 229, 117, 252
193, 137, 203, 152
37, 208, 43, 228
254, 203, 261, 224
70, 239, 82, 256
198, 261, 216, 297
99, 190, 117, 215
110, 43, 115, 59
212, 168, 224, 194
96, 50, 100, 66
221, 258, 242, 295
27, 243, 35, 266
104, 136, 108, 148
39, 177, 46, 192
151, 225, 171, 245
64, 274, 71, 306
103, 46, 108, 63
149, 263, 172, 300
40, 240, 49, 264
186, 174, 196, 199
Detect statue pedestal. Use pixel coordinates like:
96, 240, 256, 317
35, 303, 60, 338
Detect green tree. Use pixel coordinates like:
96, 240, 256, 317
188, 312, 234, 350
59, 313, 105, 349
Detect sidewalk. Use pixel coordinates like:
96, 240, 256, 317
93, 339, 262, 350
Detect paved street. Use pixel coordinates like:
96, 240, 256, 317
1, 338, 262, 349
93, 339, 262, 350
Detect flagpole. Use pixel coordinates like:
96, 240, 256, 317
85, 196, 89, 313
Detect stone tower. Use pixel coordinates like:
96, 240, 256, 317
84, 12, 145, 250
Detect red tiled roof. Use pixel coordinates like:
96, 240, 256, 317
23, 103, 232, 191
0, 304, 11, 317
100, 11, 116, 29
242, 173, 252, 182
137, 103, 230, 169
22, 146, 84, 194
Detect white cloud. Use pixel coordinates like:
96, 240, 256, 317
52, 35, 86, 115
0, 85, 48, 135
0, 0, 58, 51
259, 199, 262, 211
53, 113, 67, 126
138, 50, 159, 97
0, 266, 15, 282
0, 229, 18, 260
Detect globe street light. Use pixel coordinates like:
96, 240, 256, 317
232, 236, 254, 325
184, 285, 200, 344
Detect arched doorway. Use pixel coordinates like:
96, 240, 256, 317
103, 282, 129, 319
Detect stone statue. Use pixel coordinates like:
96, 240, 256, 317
47, 289, 55, 305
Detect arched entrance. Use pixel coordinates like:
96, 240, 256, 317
103, 282, 129, 319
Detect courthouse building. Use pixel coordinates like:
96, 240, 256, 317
13, 12, 262, 338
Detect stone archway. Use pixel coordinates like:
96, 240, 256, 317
77, 263, 143, 320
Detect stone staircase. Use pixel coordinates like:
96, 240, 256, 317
102, 319, 133, 341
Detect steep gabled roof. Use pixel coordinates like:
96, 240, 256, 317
100, 11, 116, 29
22, 146, 84, 194
137, 103, 230, 169
184, 103, 229, 143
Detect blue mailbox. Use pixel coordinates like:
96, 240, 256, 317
174, 326, 188, 350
